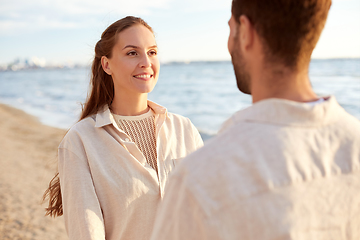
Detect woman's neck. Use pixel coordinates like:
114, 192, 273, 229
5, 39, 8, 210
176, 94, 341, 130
110, 93, 149, 116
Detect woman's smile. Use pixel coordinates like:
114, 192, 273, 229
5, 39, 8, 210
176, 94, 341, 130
133, 73, 154, 80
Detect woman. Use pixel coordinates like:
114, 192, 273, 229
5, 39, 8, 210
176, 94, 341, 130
43, 16, 203, 240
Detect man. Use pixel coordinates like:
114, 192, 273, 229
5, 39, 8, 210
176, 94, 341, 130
151, 0, 360, 239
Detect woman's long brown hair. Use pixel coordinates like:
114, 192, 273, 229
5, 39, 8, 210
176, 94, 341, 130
42, 16, 154, 217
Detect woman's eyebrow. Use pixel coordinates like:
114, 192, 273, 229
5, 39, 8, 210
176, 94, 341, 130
122, 45, 158, 50
122, 45, 138, 50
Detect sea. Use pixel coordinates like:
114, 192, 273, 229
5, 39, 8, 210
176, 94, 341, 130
0, 59, 359, 140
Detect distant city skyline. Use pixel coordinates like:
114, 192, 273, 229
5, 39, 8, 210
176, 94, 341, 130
0, 0, 359, 66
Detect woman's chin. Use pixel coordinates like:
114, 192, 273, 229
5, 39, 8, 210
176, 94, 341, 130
136, 85, 157, 94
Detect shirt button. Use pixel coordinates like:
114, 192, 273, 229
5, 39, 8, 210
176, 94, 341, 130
125, 138, 130, 142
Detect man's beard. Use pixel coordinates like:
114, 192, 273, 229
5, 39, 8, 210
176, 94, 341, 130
230, 36, 251, 94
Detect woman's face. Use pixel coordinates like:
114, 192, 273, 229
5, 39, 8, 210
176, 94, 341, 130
102, 24, 160, 96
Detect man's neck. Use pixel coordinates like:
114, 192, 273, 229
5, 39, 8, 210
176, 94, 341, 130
251, 64, 319, 103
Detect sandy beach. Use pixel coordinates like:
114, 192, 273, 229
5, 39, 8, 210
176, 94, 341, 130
0, 104, 67, 239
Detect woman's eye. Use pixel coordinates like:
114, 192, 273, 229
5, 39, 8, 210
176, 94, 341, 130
148, 50, 157, 56
127, 51, 137, 56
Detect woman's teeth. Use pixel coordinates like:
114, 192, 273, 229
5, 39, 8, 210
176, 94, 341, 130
134, 74, 152, 78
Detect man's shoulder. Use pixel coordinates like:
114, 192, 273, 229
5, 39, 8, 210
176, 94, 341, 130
180, 113, 267, 172
177, 106, 360, 199
337, 110, 360, 131
178, 127, 255, 185
173, 131, 268, 216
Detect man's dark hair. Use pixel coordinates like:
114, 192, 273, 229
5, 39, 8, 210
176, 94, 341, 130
231, 0, 332, 69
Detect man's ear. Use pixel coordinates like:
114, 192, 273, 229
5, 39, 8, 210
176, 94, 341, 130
239, 15, 254, 53
101, 56, 112, 75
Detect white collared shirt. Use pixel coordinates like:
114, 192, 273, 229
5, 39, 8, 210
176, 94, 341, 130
151, 96, 360, 240
58, 100, 203, 240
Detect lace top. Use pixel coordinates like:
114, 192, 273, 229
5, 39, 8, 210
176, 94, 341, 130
112, 108, 158, 174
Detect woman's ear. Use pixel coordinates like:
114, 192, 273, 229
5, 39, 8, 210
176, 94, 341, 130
101, 56, 112, 75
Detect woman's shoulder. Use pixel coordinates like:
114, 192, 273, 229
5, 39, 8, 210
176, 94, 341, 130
163, 112, 200, 136
163, 111, 204, 148
166, 112, 193, 125
69, 115, 97, 134
148, 100, 192, 125
59, 115, 97, 148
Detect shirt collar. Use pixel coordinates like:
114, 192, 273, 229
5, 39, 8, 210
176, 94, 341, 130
220, 96, 345, 132
94, 100, 168, 128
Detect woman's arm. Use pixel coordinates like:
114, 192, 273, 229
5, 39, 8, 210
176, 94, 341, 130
58, 148, 105, 240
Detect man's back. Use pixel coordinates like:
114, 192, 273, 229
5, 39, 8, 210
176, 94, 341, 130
151, 0, 359, 238
152, 97, 360, 239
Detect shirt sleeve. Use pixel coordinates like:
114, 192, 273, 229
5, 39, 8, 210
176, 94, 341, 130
150, 169, 211, 240
58, 147, 106, 240
194, 124, 204, 149
188, 119, 204, 149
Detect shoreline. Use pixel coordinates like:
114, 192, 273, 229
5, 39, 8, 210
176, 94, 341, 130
0, 103, 67, 239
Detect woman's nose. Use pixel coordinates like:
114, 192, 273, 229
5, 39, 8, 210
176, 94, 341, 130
139, 55, 151, 68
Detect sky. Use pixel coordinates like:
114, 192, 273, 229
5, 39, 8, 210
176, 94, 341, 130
0, 0, 359, 66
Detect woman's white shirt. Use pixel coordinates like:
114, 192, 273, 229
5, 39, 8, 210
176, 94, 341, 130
58, 100, 203, 240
